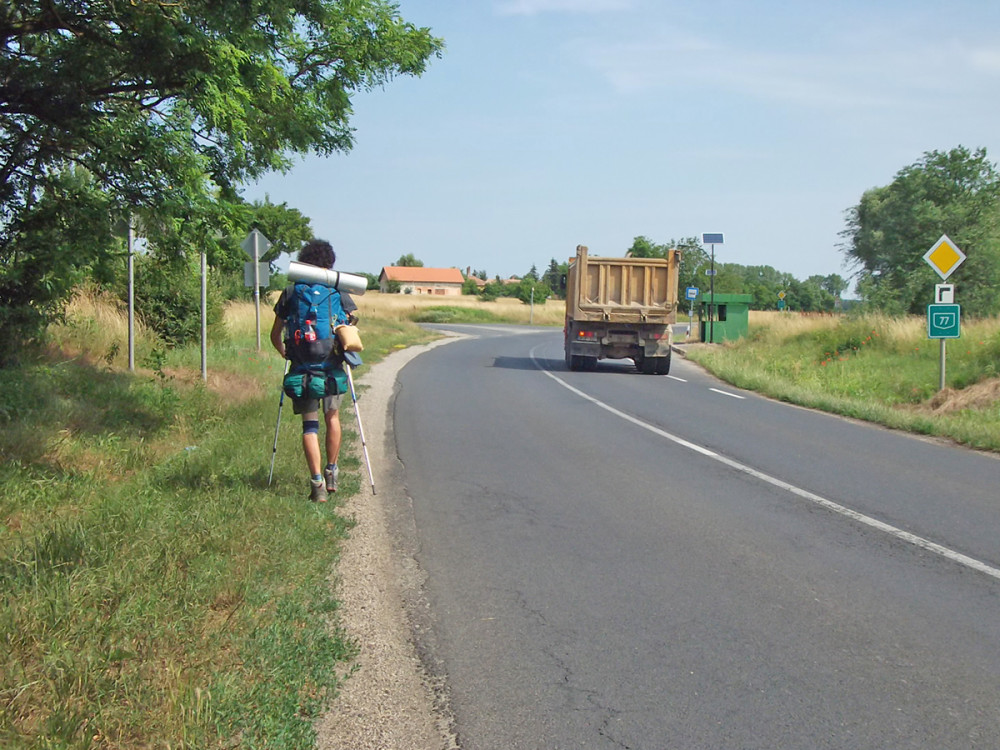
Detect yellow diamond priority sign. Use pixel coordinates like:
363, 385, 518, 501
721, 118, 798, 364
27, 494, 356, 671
923, 235, 966, 280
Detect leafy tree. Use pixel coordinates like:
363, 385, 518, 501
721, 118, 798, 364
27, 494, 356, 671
0, 1, 443, 353
0, 167, 119, 361
841, 146, 1000, 316
674, 237, 710, 295
525, 264, 539, 281
820, 274, 848, 298
479, 280, 504, 301
626, 235, 669, 258
245, 197, 313, 265
543, 258, 567, 298
133, 251, 223, 346
395, 253, 424, 267
514, 278, 550, 305
627, 235, 710, 296
710, 262, 746, 295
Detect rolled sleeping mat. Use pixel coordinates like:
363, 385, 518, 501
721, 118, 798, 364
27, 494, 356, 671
287, 261, 367, 295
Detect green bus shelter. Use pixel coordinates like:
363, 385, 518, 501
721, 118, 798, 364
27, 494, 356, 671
698, 293, 753, 343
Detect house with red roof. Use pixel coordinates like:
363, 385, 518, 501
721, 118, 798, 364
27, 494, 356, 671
378, 266, 466, 295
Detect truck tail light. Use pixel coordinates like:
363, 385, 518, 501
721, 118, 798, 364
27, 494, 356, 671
577, 330, 595, 339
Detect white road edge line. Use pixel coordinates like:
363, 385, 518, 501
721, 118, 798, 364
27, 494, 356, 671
666, 375, 687, 382
529, 345, 1000, 583
710, 387, 745, 399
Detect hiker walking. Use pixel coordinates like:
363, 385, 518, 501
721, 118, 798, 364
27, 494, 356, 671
270, 239, 358, 502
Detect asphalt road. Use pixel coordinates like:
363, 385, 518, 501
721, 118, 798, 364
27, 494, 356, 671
392, 324, 1000, 750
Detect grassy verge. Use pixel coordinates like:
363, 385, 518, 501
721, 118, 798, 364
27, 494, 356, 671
0, 290, 435, 749
683, 311, 1000, 452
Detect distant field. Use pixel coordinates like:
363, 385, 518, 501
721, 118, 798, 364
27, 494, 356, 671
351, 290, 566, 326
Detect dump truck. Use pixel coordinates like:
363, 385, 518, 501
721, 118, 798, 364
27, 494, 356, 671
564, 244, 680, 374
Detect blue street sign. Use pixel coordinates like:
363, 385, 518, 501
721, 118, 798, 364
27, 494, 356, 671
685, 286, 699, 301
702, 233, 724, 245
927, 304, 961, 339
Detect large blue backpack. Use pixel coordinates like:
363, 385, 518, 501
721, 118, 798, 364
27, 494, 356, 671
283, 282, 349, 364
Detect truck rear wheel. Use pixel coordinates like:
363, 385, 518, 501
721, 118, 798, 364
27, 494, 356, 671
655, 351, 672, 375
639, 352, 671, 375
569, 355, 597, 371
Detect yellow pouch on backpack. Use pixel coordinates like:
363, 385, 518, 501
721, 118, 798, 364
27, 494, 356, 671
335, 324, 363, 352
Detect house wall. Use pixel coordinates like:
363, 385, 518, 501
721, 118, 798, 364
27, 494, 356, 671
379, 281, 463, 295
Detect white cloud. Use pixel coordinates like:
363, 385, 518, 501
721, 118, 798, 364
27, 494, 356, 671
495, 0, 632, 16
567, 25, 1000, 117
967, 46, 1000, 74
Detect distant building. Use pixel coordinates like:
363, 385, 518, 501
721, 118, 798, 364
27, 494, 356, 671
378, 266, 465, 295
464, 267, 487, 291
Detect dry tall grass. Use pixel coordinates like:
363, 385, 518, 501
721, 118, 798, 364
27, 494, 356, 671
747, 310, 1000, 347
224, 297, 266, 340
746, 310, 935, 346
47, 286, 150, 367
353, 290, 566, 325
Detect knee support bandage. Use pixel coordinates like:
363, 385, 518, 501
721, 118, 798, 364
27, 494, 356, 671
302, 419, 320, 435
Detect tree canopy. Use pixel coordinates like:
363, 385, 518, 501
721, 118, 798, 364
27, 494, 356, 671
841, 146, 1000, 316
394, 253, 424, 267
0, 1, 442, 354
624, 235, 846, 313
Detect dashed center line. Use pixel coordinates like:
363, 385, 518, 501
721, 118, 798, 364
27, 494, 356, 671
710, 387, 745, 399
529, 344, 1000, 583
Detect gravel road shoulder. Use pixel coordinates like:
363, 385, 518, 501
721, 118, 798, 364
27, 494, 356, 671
315, 337, 462, 750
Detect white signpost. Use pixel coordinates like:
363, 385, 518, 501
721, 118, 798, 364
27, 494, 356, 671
241, 229, 273, 350
685, 287, 699, 338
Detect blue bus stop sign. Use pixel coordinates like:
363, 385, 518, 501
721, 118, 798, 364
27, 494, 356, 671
685, 286, 699, 301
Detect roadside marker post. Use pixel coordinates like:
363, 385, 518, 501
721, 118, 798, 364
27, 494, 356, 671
685, 286, 698, 339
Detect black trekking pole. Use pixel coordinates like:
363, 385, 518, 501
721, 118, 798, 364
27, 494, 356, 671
343, 351, 376, 495
268, 361, 289, 486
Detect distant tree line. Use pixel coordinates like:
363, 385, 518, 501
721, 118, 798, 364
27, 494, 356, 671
495, 146, 1000, 317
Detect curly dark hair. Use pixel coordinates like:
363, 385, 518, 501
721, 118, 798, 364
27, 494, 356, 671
297, 239, 336, 269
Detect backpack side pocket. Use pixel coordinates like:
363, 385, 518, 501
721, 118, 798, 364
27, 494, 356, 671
282, 372, 307, 399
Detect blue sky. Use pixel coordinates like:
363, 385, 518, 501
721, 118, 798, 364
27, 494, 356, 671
243, 0, 1000, 292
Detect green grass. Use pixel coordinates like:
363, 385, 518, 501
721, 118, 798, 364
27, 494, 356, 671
410, 305, 505, 324
685, 312, 1000, 452
0, 301, 434, 749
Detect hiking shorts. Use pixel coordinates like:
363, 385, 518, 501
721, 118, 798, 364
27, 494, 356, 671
292, 392, 342, 416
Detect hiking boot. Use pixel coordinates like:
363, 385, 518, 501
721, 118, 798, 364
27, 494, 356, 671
309, 478, 328, 503
324, 464, 339, 493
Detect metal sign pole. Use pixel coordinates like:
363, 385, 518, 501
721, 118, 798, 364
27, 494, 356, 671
709, 244, 715, 344
939, 340, 947, 392
127, 218, 135, 372
201, 249, 208, 381
253, 231, 261, 351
